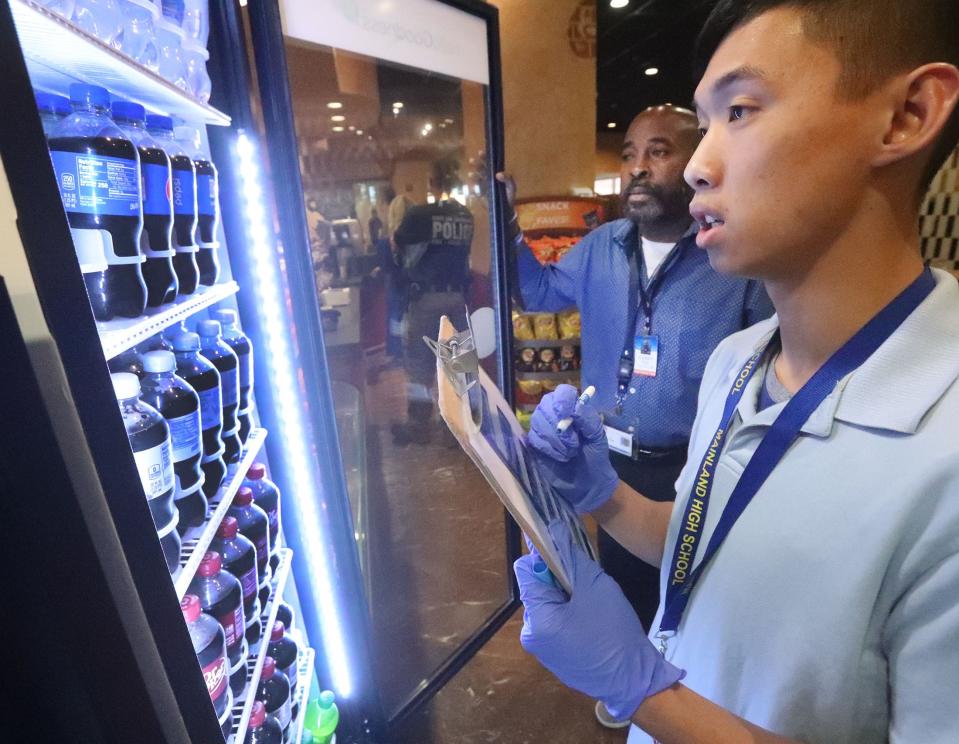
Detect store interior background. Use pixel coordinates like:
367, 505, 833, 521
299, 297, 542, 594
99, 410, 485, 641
273, 1, 959, 742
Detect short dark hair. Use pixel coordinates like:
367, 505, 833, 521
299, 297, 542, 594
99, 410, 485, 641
695, 0, 959, 190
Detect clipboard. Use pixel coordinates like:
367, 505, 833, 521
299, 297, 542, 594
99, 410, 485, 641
430, 316, 595, 594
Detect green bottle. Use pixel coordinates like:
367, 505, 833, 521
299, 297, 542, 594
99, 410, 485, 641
313, 691, 339, 743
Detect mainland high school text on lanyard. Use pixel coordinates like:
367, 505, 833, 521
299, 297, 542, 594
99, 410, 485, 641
615, 242, 686, 412
657, 268, 937, 653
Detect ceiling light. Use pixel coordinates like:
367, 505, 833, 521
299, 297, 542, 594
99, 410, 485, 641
610, 0, 628, 7
356, 130, 363, 135
607, 122, 616, 129
645, 67, 659, 76
347, 125, 355, 131
392, 101, 404, 109
424, 123, 433, 131
444, 118, 454, 124
332, 126, 345, 132
327, 101, 343, 109
330, 114, 345, 122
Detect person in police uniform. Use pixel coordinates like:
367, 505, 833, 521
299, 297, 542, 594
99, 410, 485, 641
390, 161, 474, 446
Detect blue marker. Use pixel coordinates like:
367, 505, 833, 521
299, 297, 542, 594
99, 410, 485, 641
533, 556, 558, 588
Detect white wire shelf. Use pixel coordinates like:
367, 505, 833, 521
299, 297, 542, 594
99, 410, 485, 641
228, 548, 294, 743
173, 427, 268, 599
11, 0, 231, 125
98, 281, 239, 360
289, 646, 316, 744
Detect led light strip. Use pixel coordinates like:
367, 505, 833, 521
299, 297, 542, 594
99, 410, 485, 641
234, 131, 353, 698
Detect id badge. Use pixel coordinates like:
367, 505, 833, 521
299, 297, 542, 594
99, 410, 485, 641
633, 334, 659, 377
605, 425, 633, 456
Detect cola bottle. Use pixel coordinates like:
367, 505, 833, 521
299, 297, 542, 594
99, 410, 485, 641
267, 621, 300, 717
255, 656, 292, 742
140, 350, 206, 532
49, 83, 146, 321
197, 319, 241, 468
172, 331, 226, 498
227, 486, 271, 603
243, 463, 280, 571
274, 601, 295, 632
35, 90, 71, 137
188, 551, 249, 697
244, 700, 283, 744
107, 345, 144, 377
177, 125, 220, 286
112, 101, 178, 308
111, 372, 180, 573
146, 114, 199, 295
181, 593, 232, 738
210, 515, 262, 646
213, 309, 254, 443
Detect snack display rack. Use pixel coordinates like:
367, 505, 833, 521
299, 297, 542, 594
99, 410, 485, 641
512, 197, 607, 425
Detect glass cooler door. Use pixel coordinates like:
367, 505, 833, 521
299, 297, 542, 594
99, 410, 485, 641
242, 0, 519, 732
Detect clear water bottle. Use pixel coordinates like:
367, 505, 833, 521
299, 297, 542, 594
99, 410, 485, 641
72, 0, 124, 47
155, 17, 187, 90
117, 0, 159, 70
182, 0, 208, 47
181, 42, 212, 102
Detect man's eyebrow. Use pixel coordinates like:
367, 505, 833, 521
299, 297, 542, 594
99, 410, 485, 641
695, 65, 768, 109
622, 136, 673, 150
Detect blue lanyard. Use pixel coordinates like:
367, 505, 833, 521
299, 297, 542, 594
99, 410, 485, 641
616, 237, 687, 404
658, 268, 937, 636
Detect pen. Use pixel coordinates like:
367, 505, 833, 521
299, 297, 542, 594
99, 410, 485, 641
556, 385, 596, 433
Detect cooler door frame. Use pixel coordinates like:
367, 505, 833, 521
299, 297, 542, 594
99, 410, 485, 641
241, 0, 522, 737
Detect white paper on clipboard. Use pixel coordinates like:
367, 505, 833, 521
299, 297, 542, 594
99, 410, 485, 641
434, 316, 595, 594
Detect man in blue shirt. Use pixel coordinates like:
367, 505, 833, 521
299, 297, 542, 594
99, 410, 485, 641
504, 105, 772, 639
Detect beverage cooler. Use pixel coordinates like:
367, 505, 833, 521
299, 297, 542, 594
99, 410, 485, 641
0, 0, 519, 742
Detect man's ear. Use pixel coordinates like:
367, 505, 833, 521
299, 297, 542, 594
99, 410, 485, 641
873, 62, 959, 169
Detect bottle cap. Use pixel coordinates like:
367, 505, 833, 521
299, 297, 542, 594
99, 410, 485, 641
198, 551, 222, 577
234, 486, 253, 506
172, 331, 201, 352
141, 350, 176, 374
217, 516, 238, 539
180, 594, 201, 623
35, 90, 70, 116
111, 100, 146, 123
270, 621, 285, 641
69, 83, 109, 110
213, 308, 237, 326
145, 113, 174, 132
249, 700, 266, 728
246, 463, 266, 481
196, 319, 222, 338
111, 372, 141, 400
319, 690, 335, 709
261, 656, 276, 679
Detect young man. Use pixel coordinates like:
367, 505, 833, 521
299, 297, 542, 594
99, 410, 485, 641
507, 105, 771, 640
515, 1, 959, 743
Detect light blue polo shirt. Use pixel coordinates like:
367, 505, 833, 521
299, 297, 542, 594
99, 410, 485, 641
629, 269, 959, 744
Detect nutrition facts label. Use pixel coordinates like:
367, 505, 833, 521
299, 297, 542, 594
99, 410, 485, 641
50, 151, 139, 216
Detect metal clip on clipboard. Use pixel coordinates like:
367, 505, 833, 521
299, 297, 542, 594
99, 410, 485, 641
423, 312, 479, 398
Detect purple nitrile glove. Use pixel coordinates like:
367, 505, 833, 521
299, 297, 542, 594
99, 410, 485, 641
527, 385, 619, 514
515, 521, 685, 720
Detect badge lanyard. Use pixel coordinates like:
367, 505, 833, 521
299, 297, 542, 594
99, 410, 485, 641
657, 269, 937, 650
615, 239, 686, 411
